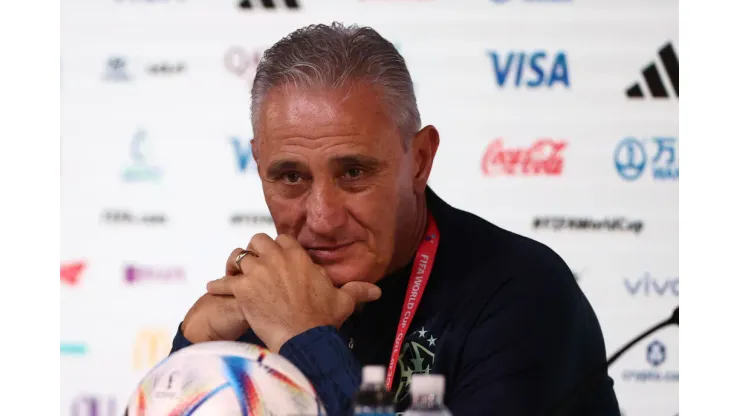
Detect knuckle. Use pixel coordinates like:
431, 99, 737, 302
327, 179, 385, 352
248, 261, 265, 275
276, 233, 298, 244
337, 293, 355, 314
250, 233, 270, 244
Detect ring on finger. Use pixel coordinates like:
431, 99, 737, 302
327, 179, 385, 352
235, 249, 258, 273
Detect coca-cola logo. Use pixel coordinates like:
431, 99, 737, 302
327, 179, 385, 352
481, 138, 567, 176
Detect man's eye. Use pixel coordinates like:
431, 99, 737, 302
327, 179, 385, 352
344, 168, 363, 179
281, 172, 302, 184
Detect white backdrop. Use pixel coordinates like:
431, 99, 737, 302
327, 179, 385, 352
60, 1, 678, 415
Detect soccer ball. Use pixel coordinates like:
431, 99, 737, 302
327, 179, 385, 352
125, 341, 326, 416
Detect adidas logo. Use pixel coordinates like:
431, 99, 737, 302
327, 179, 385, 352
238, 0, 299, 9
626, 42, 679, 99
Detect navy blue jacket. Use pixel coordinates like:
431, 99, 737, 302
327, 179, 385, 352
170, 188, 620, 415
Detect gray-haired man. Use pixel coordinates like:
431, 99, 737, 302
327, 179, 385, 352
170, 23, 619, 416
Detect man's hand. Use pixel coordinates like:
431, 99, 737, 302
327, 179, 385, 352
205, 233, 383, 352
181, 248, 253, 343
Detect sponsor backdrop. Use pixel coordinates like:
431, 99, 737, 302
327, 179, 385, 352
61, 0, 678, 415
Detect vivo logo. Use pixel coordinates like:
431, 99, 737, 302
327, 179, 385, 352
624, 273, 678, 296
71, 395, 116, 416
488, 51, 570, 88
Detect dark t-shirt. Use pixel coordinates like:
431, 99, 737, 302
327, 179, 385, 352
171, 187, 620, 415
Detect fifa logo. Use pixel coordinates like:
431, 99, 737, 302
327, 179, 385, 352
133, 329, 170, 370
150, 370, 189, 399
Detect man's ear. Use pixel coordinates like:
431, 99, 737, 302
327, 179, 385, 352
411, 125, 440, 194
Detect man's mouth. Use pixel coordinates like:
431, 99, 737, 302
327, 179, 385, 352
305, 242, 355, 264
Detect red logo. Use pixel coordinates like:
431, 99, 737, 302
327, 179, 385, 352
61, 261, 85, 285
481, 138, 567, 176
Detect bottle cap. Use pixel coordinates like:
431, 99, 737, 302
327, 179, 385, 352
410, 374, 445, 397
362, 365, 386, 385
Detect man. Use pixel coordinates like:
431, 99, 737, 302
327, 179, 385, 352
170, 23, 619, 415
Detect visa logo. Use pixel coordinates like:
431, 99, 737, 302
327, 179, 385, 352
231, 137, 256, 173
624, 273, 678, 296
488, 51, 570, 88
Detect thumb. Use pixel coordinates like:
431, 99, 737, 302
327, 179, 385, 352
339, 281, 382, 304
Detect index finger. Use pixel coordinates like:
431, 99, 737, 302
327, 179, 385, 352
247, 233, 282, 263
275, 234, 302, 251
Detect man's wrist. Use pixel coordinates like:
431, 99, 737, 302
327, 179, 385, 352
171, 323, 194, 353
264, 322, 324, 352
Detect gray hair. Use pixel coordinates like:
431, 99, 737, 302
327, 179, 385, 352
251, 22, 421, 147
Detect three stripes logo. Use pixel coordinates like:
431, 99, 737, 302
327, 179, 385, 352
626, 42, 679, 99
237, 0, 299, 9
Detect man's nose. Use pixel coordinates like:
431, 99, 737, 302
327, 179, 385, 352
305, 182, 348, 237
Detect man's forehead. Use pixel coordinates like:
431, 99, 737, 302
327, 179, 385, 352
257, 83, 395, 141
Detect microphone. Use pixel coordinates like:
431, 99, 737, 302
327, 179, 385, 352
546, 306, 679, 416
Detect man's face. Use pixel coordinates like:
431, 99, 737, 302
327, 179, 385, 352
253, 83, 424, 286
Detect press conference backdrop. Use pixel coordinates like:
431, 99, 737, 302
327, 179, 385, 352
60, 0, 678, 414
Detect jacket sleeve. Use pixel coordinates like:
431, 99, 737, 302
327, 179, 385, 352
169, 323, 192, 354
279, 325, 361, 416
443, 253, 620, 416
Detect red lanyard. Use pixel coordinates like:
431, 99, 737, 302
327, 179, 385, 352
385, 212, 440, 391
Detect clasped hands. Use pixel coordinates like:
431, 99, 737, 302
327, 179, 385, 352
182, 233, 382, 352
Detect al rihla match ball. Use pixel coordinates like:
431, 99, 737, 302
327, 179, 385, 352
124, 341, 327, 416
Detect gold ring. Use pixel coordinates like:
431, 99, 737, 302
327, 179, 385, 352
235, 250, 258, 273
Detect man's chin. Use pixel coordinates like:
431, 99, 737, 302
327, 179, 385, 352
323, 262, 377, 287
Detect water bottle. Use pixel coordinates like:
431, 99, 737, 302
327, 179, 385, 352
404, 374, 453, 416
353, 365, 396, 416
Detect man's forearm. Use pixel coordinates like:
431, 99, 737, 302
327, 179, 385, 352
279, 325, 361, 416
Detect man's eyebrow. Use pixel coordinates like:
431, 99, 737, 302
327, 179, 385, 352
265, 160, 307, 177
330, 155, 385, 169
265, 155, 385, 177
